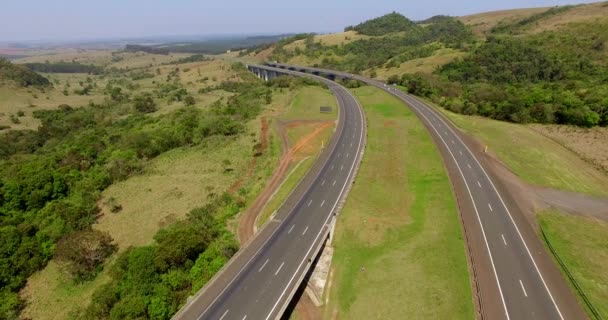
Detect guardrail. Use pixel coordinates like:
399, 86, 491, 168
539, 225, 603, 320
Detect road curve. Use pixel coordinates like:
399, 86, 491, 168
174, 65, 366, 320
268, 63, 588, 320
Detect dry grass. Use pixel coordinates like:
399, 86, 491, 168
0, 74, 105, 130
526, 2, 608, 34
458, 7, 549, 36
284, 31, 370, 52
529, 124, 608, 174
373, 48, 465, 79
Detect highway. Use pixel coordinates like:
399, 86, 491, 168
268, 63, 587, 320
174, 66, 366, 320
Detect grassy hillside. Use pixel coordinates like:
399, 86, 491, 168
0, 58, 50, 87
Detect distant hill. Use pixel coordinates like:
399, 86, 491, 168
0, 58, 50, 87
345, 12, 417, 36
243, 1, 608, 127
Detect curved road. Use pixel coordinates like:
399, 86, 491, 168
269, 63, 588, 320
174, 66, 366, 320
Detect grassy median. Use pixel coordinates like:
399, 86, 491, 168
323, 86, 473, 319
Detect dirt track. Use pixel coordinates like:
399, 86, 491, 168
237, 119, 334, 244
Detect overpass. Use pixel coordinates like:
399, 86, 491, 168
174, 65, 366, 320
267, 63, 588, 320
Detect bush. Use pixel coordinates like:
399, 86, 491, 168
55, 230, 117, 281
133, 94, 157, 113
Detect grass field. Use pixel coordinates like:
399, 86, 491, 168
538, 210, 608, 318
436, 107, 608, 197
323, 86, 473, 319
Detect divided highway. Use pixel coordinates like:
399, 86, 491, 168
174, 66, 366, 320
268, 63, 587, 320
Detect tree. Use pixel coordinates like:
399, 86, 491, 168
55, 230, 117, 280
183, 95, 196, 106
133, 94, 157, 113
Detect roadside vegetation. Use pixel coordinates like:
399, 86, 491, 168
324, 86, 473, 319
539, 210, 608, 318
436, 107, 608, 196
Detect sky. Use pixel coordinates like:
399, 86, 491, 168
0, 0, 602, 42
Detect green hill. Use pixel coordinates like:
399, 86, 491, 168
0, 58, 50, 87
345, 12, 417, 36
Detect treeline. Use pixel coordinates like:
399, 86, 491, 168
0, 58, 50, 87
125, 45, 170, 55
388, 22, 608, 127
23, 62, 103, 74
0, 63, 273, 318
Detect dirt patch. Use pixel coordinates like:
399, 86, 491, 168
237, 119, 334, 243
530, 124, 608, 174
383, 120, 397, 127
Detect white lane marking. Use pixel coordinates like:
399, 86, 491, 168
302, 226, 309, 235
337, 153, 341, 158
520, 280, 528, 297
331, 165, 334, 170
275, 262, 285, 276
407, 94, 564, 319
307, 199, 312, 207
288, 224, 295, 234
340, 165, 344, 171
332, 180, 337, 186
320, 200, 325, 207
265, 82, 366, 320
488, 203, 493, 212
397, 99, 512, 320
467, 163, 472, 169
477, 181, 482, 188
219, 310, 229, 320
346, 153, 350, 158
459, 150, 463, 155
444, 131, 448, 135
502, 234, 507, 246
259, 259, 269, 272
321, 179, 326, 186
242, 316, 248, 320
451, 140, 455, 145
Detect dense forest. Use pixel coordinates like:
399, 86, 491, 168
0, 58, 50, 87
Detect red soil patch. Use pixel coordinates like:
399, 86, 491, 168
237, 120, 334, 243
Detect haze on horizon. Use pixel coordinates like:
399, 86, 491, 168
0, 0, 602, 42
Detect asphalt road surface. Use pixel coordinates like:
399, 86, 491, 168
268, 63, 587, 320
174, 66, 366, 320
